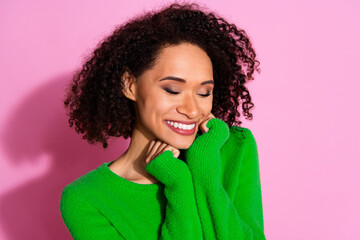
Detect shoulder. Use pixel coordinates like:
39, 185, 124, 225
59, 167, 108, 230
228, 126, 257, 146
218, 126, 260, 184
221, 126, 259, 163
226, 126, 260, 169
220, 126, 260, 175
60, 167, 101, 207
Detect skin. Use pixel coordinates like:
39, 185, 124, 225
109, 42, 216, 184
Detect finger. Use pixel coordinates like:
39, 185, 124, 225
208, 112, 215, 119
171, 148, 180, 158
145, 140, 155, 165
200, 118, 211, 133
146, 141, 162, 164
149, 140, 162, 157
202, 122, 209, 133
153, 142, 168, 159
146, 140, 155, 156
164, 146, 180, 158
200, 113, 216, 133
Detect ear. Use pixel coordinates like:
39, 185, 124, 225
121, 70, 137, 101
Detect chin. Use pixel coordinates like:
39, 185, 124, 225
171, 139, 194, 150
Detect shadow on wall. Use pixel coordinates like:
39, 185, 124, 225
0, 73, 129, 240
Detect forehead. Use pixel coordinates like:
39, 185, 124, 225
151, 43, 213, 79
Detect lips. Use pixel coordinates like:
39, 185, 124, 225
165, 119, 197, 124
164, 120, 196, 136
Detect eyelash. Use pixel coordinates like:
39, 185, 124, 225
164, 88, 212, 97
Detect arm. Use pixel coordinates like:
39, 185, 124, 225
60, 186, 125, 240
145, 150, 203, 240
185, 118, 266, 239
60, 151, 202, 240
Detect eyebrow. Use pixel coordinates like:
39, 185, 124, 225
159, 76, 214, 85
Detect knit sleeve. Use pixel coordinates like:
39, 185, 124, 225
145, 150, 203, 240
185, 118, 266, 240
60, 186, 125, 240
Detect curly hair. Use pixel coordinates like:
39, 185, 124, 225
64, 2, 260, 148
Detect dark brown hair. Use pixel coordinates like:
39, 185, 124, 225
64, 2, 260, 148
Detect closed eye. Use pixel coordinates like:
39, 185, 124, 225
164, 88, 180, 95
164, 88, 212, 97
199, 93, 212, 97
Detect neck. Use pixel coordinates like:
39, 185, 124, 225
110, 122, 157, 181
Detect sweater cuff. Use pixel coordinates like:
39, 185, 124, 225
205, 118, 230, 146
186, 118, 229, 158
145, 150, 192, 187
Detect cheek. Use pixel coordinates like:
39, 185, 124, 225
200, 97, 213, 113
141, 91, 172, 116
197, 98, 213, 123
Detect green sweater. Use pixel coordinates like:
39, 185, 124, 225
60, 118, 266, 239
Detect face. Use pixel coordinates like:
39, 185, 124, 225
127, 42, 214, 149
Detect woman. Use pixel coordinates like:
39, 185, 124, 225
60, 2, 266, 240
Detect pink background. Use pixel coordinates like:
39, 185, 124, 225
1, 0, 359, 239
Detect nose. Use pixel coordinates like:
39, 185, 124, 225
176, 93, 199, 119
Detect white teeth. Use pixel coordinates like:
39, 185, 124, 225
166, 120, 195, 130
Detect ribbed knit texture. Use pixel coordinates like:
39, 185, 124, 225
60, 118, 266, 239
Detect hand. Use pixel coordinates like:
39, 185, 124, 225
185, 116, 230, 185
144, 140, 191, 187
145, 140, 180, 166
198, 112, 216, 134
190, 113, 229, 151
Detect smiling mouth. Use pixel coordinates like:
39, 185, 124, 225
164, 120, 196, 136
